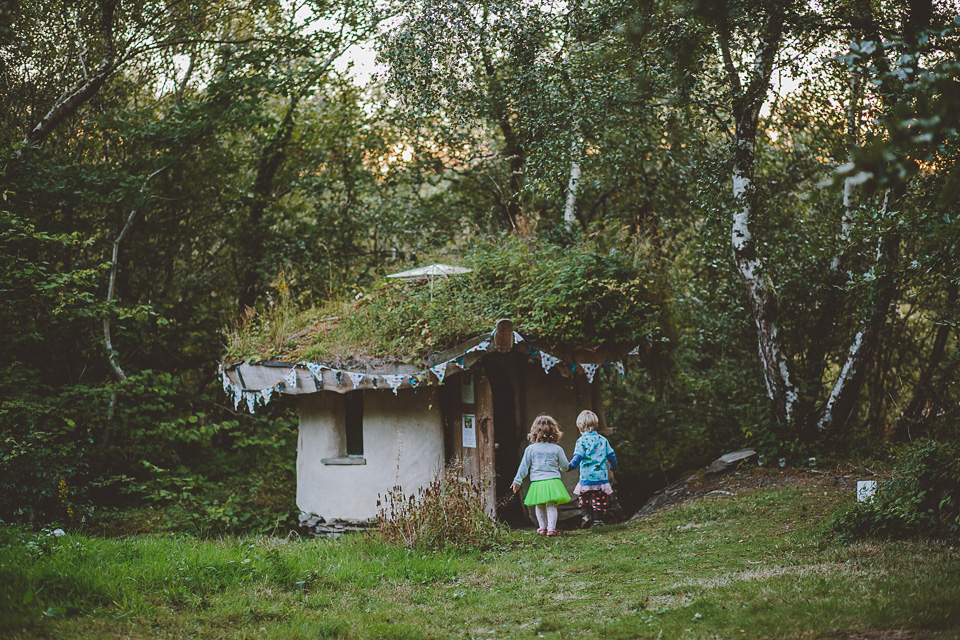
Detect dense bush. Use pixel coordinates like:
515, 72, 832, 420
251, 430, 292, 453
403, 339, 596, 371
376, 459, 504, 550
0, 369, 299, 536
830, 439, 960, 542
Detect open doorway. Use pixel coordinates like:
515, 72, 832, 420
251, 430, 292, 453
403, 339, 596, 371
485, 356, 526, 525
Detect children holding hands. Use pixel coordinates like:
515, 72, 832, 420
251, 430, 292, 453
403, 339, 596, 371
512, 410, 618, 535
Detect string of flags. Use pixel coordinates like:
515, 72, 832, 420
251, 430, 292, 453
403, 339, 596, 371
220, 329, 635, 413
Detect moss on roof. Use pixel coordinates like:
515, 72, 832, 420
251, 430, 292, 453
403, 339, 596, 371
223, 236, 664, 365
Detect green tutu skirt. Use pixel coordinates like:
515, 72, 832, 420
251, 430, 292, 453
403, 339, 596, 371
523, 478, 572, 506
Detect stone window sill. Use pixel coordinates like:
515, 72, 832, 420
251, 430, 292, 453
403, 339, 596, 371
320, 456, 367, 465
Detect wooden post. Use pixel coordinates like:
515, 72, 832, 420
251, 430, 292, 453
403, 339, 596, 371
474, 366, 497, 517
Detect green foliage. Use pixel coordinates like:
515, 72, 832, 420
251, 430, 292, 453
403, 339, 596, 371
0, 369, 298, 536
830, 440, 960, 542
376, 459, 505, 551
227, 235, 665, 363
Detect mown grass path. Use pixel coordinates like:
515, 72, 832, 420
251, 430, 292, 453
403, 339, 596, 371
3, 478, 959, 639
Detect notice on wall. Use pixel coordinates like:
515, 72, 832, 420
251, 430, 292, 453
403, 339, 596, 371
461, 414, 477, 448
461, 374, 475, 404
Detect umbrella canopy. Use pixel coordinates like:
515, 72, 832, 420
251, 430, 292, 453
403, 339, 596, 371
386, 264, 472, 281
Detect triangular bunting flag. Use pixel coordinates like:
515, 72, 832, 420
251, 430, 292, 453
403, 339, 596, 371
614, 361, 625, 377
540, 351, 560, 374
220, 367, 232, 394
305, 362, 324, 382
430, 363, 448, 384
245, 392, 257, 414
581, 363, 599, 384
232, 386, 243, 410
513, 331, 524, 343
383, 374, 405, 395
346, 372, 365, 388
466, 339, 490, 354
282, 367, 298, 390
259, 387, 273, 405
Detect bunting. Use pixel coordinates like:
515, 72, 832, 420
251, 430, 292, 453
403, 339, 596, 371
430, 362, 447, 384
581, 363, 599, 384
305, 362, 324, 383
539, 351, 560, 374
282, 367, 298, 390
346, 372, 365, 389
220, 366, 231, 394
465, 339, 490, 354
383, 374, 405, 395
219, 329, 639, 413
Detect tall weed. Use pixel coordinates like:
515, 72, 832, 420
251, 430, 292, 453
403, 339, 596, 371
376, 459, 504, 551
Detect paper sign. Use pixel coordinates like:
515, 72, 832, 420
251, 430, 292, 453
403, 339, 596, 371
462, 414, 477, 448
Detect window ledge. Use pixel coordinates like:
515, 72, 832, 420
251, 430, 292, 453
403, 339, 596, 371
321, 456, 367, 466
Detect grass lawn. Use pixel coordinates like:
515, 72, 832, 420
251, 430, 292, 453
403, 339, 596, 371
3, 476, 959, 639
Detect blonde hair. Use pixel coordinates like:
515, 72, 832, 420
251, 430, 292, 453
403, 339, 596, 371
576, 410, 599, 432
528, 415, 562, 443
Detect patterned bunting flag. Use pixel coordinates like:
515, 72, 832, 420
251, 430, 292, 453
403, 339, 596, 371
383, 374, 405, 395
305, 362, 324, 382
346, 372, 365, 388
581, 363, 599, 384
430, 363, 448, 384
409, 375, 421, 388
259, 387, 273, 405
220, 367, 232, 394
614, 361, 625, 377
540, 351, 560, 374
466, 339, 490, 354
513, 331, 524, 343
282, 367, 298, 390
232, 386, 243, 410
245, 392, 257, 414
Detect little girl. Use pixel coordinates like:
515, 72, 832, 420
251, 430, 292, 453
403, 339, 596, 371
510, 415, 572, 536
568, 409, 618, 528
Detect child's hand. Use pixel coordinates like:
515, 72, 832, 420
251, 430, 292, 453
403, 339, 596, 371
510, 482, 520, 494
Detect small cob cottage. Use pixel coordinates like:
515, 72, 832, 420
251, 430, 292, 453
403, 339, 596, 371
221, 318, 635, 530
221, 246, 658, 532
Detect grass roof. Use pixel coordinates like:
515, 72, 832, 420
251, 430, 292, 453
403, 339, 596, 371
223, 236, 664, 365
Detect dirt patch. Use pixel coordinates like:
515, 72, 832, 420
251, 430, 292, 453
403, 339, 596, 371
631, 462, 877, 520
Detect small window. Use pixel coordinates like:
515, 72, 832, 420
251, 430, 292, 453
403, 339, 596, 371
344, 390, 364, 456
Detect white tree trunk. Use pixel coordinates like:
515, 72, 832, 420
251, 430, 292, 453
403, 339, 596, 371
731, 160, 797, 424
103, 164, 172, 382
564, 159, 581, 231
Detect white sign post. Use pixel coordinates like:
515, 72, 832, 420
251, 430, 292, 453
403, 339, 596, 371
856, 480, 877, 503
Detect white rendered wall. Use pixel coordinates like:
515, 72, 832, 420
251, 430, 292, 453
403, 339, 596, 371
296, 389, 444, 521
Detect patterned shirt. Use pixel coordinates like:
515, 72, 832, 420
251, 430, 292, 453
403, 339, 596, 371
568, 431, 618, 486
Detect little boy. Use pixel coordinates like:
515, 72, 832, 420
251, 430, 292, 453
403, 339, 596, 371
568, 410, 618, 528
